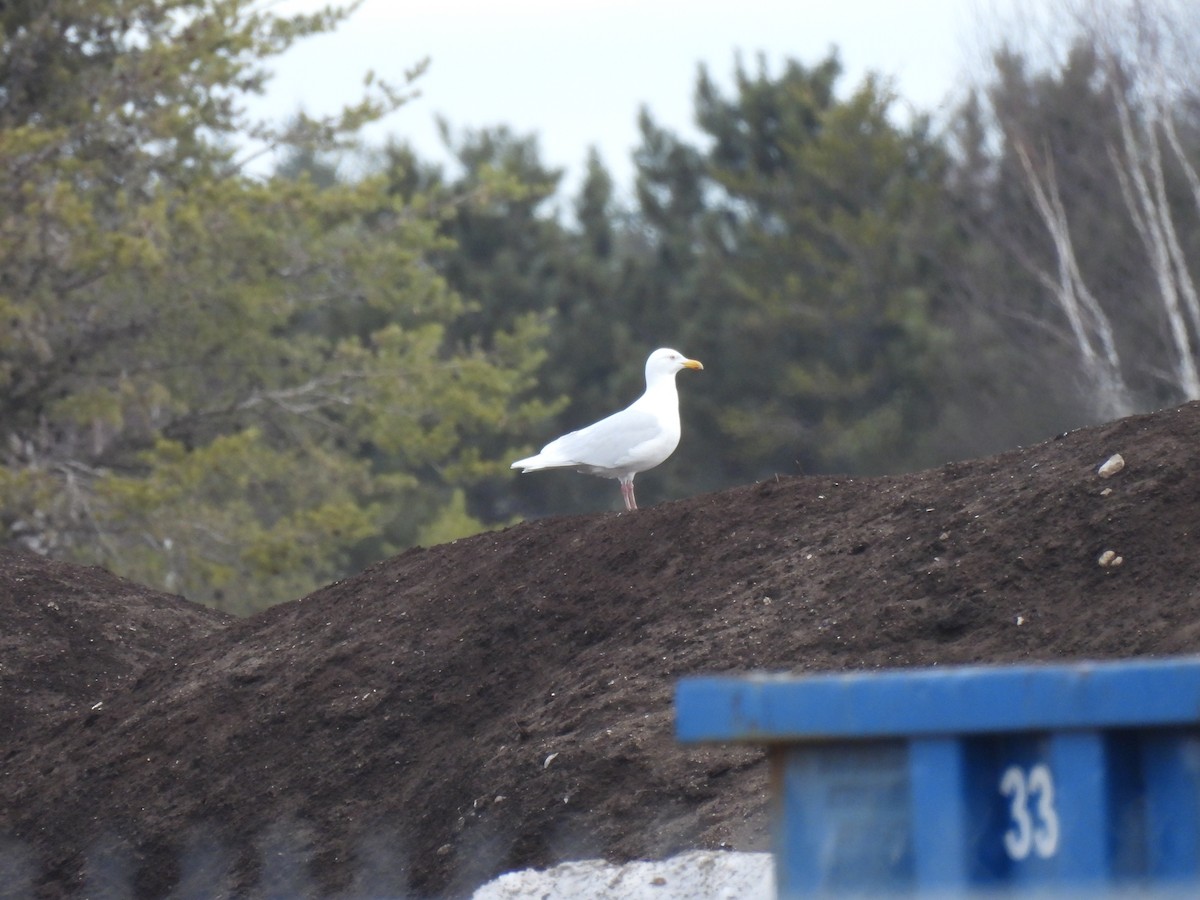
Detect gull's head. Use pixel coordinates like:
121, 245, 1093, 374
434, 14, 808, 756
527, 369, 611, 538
646, 347, 704, 384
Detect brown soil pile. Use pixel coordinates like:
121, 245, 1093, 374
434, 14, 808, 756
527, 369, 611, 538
3, 402, 1200, 898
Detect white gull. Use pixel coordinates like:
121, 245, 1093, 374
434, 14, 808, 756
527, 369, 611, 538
511, 348, 703, 510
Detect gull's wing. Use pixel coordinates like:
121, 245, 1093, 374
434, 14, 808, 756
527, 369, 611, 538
532, 407, 662, 469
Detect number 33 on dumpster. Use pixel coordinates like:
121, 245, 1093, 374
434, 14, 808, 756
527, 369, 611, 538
1000, 764, 1061, 861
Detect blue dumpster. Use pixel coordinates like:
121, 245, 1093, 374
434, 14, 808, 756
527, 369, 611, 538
676, 657, 1200, 897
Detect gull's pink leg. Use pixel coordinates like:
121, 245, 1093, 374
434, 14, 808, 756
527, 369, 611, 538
620, 478, 637, 511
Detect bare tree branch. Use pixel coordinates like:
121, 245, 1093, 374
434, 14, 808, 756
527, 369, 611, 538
1014, 140, 1134, 418
1108, 76, 1200, 398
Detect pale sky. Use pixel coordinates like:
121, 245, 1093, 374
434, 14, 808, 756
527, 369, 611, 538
254, 0, 1019, 194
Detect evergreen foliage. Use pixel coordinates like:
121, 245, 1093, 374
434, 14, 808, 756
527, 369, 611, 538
0, 0, 549, 612
681, 57, 956, 479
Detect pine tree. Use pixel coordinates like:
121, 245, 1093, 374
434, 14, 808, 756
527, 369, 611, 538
0, 0, 550, 611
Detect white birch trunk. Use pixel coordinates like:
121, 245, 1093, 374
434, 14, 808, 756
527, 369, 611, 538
1015, 142, 1135, 420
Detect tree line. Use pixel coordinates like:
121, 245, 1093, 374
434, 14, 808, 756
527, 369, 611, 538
3, 0, 1197, 613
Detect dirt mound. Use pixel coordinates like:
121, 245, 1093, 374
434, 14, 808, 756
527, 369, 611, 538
4, 403, 1200, 898
0, 551, 231, 742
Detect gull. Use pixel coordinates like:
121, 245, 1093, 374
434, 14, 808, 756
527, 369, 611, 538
511, 348, 704, 511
